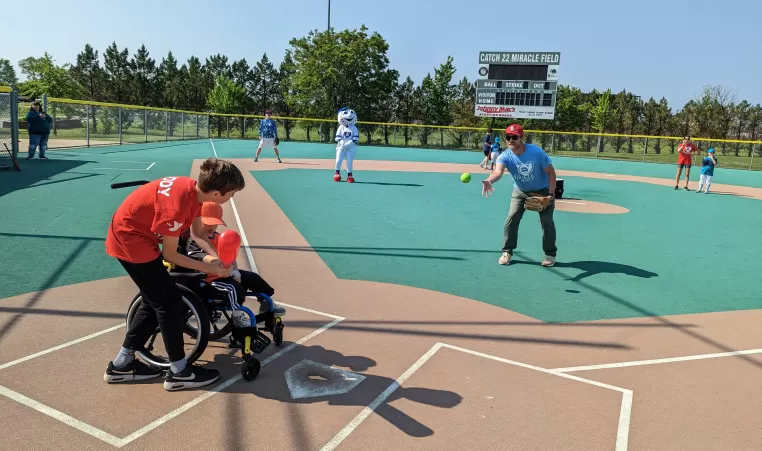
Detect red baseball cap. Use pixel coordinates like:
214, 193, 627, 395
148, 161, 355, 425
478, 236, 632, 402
505, 123, 524, 137
200, 202, 226, 226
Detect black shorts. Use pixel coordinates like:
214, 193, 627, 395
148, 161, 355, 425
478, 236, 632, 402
483, 149, 490, 156
678, 163, 691, 169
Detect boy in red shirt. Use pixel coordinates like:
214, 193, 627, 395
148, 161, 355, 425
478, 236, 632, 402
103, 158, 246, 391
675, 136, 699, 190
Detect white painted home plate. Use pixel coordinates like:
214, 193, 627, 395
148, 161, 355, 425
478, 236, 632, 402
285, 360, 366, 400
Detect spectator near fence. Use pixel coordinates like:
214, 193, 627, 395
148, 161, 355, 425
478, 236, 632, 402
26, 101, 52, 160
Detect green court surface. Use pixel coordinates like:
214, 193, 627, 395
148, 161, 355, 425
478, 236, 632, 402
251, 168, 762, 323
1, 139, 761, 324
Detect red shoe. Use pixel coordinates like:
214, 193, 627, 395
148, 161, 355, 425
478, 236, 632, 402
347, 176, 355, 183
333, 173, 342, 182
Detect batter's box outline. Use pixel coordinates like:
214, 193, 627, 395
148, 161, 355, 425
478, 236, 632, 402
94, 161, 156, 171
0, 302, 345, 448
322, 343, 762, 451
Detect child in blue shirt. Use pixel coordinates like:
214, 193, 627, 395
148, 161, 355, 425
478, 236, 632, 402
697, 148, 717, 193
488, 137, 502, 170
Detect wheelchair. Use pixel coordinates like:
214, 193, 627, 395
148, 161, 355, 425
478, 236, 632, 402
125, 263, 284, 381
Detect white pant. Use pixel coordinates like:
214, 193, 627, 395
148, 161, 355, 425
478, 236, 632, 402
259, 137, 277, 149
698, 174, 712, 191
336, 145, 356, 173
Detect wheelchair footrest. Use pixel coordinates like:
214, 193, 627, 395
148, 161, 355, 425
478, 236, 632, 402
231, 326, 271, 354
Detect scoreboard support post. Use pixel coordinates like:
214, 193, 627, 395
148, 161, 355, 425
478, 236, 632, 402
475, 51, 561, 120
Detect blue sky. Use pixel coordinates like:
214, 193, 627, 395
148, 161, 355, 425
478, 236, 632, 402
4, 0, 761, 109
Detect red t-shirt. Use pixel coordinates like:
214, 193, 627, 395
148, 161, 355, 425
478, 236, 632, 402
105, 176, 202, 264
677, 143, 698, 163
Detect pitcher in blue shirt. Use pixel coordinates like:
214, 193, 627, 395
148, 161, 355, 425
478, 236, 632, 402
481, 124, 558, 267
255, 110, 282, 163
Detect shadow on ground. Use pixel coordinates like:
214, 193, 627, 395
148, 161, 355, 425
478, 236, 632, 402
0, 159, 98, 198
216, 344, 462, 442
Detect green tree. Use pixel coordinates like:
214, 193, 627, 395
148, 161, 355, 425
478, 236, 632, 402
287, 25, 397, 142
207, 76, 246, 137
18, 53, 84, 98
274, 50, 298, 139
427, 56, 457, 147
392, 76, 419, 146
450, 76, 479, 148
70, 44, 104, 101
103, 42, 132, 103
0, 59, 18, 85
130, 45, 157, 106
551, 85, 589, 151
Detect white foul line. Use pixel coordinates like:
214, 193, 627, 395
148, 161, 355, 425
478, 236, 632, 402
121, 315, 344, 447
209, 138, 219, 158
210, 137, 259, 273
0, 384, 124, 447
550, 348, 762, 373
145, 162, 156, 170
229, 197, 258, 273
0, 323, 125, 370
321, 342, 633, 451
558, 200, 586, 205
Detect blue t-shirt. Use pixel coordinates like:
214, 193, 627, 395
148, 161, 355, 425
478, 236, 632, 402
483, 133, 492, 151
701, 156, 717, 176
259, 118, 278, 138
491, 142, 502, 154
496, 143, 552, 192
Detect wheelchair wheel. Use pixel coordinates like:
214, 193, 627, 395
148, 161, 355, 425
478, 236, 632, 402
125, 284, 210, 368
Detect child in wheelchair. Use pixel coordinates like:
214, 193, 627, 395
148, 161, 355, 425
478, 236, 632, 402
184, 202, 287, 324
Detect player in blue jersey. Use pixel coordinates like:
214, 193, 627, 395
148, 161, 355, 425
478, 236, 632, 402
696, 148, 717, 193
255, 110, 282, 163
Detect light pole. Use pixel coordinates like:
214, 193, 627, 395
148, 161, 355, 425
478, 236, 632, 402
328, 0, 331, 30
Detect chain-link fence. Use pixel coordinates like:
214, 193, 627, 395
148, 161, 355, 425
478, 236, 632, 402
0, 87, 20, 169
38, 99, 211, 150
9, 92, 762, 171
531, 132, 762, 171
0, 93, 12, 154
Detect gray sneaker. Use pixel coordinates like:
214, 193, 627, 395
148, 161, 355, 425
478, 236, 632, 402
541, 256, 556, 267
259, 299, 286, 317
498, 252, 512, 265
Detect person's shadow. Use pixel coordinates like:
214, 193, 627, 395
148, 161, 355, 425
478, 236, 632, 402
215, 344, 463, 438
554, 260, 658, 282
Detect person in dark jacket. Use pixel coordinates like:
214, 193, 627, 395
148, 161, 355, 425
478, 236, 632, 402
26, 101, 52, 160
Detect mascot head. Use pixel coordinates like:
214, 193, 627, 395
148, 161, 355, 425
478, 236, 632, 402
337, 107, 357, 127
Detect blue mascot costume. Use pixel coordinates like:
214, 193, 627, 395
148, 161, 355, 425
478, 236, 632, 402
334, 107, 360, 183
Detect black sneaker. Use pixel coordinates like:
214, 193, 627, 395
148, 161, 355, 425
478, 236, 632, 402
103, 359, 163, 383
163, 364, 220, 391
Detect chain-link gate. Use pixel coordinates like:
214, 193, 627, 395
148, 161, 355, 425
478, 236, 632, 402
1, 87, 21, 171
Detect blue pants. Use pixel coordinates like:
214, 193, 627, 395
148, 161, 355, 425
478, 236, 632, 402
28, 133, 49, 158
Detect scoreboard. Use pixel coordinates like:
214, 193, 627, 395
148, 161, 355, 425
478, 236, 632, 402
474, 51, 561, 120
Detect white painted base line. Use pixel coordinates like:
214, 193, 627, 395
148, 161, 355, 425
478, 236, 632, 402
557, 200, 586, 205
550, 348, 762, 373
92, 161, 156, 171
0, 304, 345, 448
0, 323, 126, 371
321, 342, 633, 451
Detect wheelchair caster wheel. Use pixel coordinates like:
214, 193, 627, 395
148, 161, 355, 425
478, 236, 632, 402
242, 357, 261, 381
274, 323, 283, 346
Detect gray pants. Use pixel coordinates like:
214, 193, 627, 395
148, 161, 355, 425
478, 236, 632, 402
503, 187, 557, 257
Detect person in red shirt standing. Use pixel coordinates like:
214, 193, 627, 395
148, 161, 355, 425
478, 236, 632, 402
675, 136, 699, 190
103, 158, 246, 392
